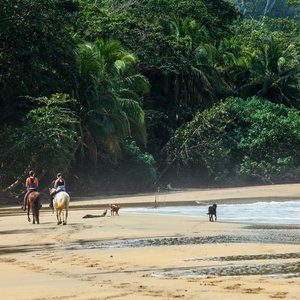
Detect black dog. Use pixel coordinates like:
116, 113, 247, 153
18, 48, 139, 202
208, 204, 217, 222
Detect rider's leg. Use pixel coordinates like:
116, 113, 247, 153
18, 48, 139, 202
49, 191, 56, 207
22, 191, 30, 210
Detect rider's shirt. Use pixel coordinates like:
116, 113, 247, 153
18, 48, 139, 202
26, 177, 38, 191
55, 178, 65, 192
55, 179, 65, 187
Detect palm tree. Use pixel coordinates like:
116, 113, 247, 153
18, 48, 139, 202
74, 39, 150, 166
239, 38, 300, 107
158, 17, 226, 112
165, 16, 209, 49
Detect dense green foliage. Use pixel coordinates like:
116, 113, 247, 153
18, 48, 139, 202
0, 0, 299, 195
0, 0, 78, 124
166, 97, 300, 184
0, 94, 78, 189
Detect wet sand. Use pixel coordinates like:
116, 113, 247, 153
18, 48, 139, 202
1, 183, 300, 299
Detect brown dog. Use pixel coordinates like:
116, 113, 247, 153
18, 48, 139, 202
110, 204, 120, 216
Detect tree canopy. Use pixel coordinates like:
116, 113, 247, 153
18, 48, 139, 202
0, 0, 299, 194
166, 97, 300, 184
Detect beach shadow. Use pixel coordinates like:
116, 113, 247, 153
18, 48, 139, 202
0, 226, 57, 235
0, 243, 55, 255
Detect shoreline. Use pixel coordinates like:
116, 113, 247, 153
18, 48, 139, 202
2, 182, 300, 211
1, 195, 300, 219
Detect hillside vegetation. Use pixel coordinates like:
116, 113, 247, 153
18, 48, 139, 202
0, 0, 299, 195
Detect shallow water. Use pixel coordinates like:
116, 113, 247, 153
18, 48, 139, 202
67, 229, 300, 250
123, 200, 300, 225
153, 262, 300, 279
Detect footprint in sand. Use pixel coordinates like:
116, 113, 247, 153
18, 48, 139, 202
224, 283, 242, 290
270, 292, 288, 299
0, 258, 16, 263
242, 287, 264, 294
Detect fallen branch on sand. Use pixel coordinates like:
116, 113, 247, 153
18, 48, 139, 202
82, 209, 107, 219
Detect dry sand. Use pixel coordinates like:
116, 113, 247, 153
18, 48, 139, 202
1, 183, 300, 299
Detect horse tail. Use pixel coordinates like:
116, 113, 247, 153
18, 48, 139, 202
32, 193, 39, 210
56, 194, 69, 210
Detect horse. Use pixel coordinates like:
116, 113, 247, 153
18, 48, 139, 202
50, 188, 70, 225
27, 191, 41, 224
208, 203, 217, 222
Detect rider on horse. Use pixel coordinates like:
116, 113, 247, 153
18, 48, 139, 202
49, 173, 66, 208
22, 170, 39, 211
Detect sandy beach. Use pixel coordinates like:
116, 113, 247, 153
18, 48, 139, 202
1, 183, 300, 299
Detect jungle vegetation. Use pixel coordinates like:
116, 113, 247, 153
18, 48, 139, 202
0, 0, 299, 196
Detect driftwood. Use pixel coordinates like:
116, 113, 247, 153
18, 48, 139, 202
82, 209, 107, 219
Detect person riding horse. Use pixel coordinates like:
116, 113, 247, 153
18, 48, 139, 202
49, 173, 66, 208
22, 170, 39, 211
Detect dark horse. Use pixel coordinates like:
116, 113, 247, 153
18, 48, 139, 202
27, 191, 41, 224
208, 204, 217, 222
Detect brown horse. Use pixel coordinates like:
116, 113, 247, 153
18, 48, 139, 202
27, 191, 41, 224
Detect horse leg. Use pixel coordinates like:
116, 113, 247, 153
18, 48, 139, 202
27, 204, 31, 222
36, 195, 40, 224
56, 210, 60, 225
63, 209, 68, 225
32, 198, 38, 224
62, 211, 66, 225
57, 210, 62, 225
36, 206, 40, 224
32, 201, 36, 224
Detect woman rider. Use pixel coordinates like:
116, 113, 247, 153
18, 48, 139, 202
22, 170, 39, 211
49, 173, 66, 207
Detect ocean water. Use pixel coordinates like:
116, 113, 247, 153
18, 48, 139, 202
123, 200, 300, 225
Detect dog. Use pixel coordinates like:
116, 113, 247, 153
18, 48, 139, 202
208, 204, 217, 222
110, 204, 121, 216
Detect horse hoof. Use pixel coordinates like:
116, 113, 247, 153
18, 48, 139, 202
63, 222, 67, 225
